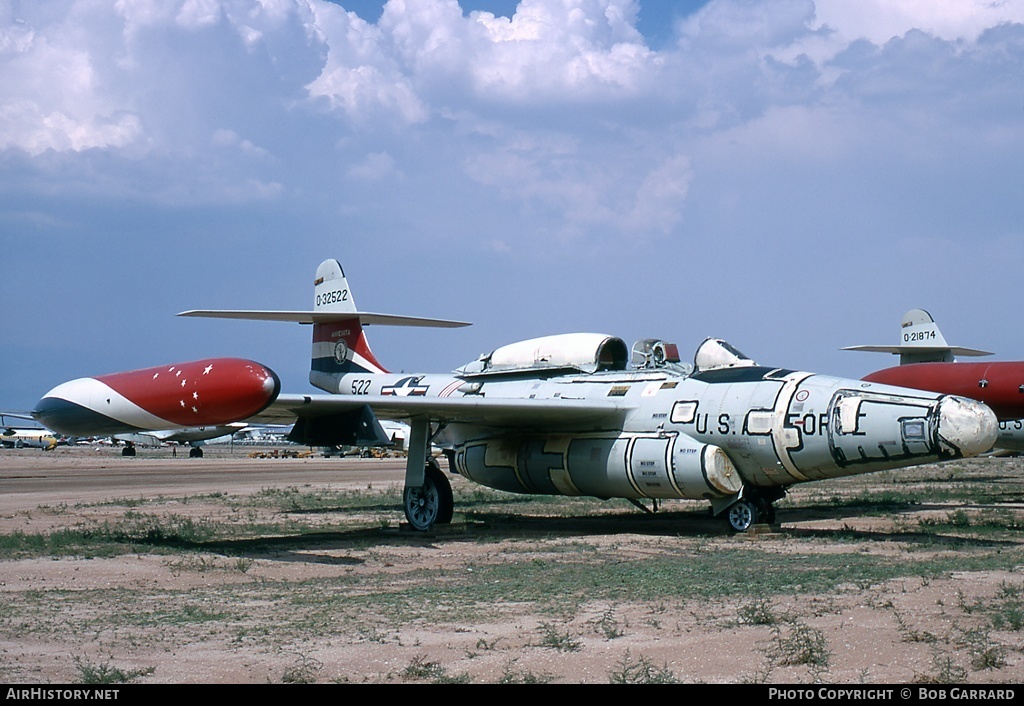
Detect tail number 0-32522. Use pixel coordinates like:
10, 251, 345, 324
316, 289, 349, 306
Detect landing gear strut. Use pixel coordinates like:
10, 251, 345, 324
403, 463, 453, 531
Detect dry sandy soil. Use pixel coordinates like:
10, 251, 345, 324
1, 445, 1023, 685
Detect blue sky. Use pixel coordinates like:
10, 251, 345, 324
2, 0, 1023, 411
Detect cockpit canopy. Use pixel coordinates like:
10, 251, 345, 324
693, 338, 758, 372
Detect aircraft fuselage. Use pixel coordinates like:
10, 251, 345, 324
318, 364, 994, 502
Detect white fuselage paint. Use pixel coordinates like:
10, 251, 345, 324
320, 365, 996, 501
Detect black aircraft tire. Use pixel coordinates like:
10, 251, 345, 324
432, 465, 454, 525
726, 499, 758, 533
403, 464, 454, 531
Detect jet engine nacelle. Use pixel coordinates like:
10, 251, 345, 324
456, 333, 630, 376
453, 432, 742, 501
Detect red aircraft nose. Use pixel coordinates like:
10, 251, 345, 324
864, 362, 1024, 420
33, 358, 281, 436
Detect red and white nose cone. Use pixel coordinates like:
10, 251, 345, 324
33, 358, 280, 436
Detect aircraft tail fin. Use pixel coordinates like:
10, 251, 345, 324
310, 259, 389, 376
177, 258, 470, 387
842, 308, 992, 365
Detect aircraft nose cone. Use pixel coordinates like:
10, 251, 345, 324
936, 396, 998, 458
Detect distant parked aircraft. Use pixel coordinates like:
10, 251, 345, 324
0, 413, 59, 450
845, 309, 1024, 451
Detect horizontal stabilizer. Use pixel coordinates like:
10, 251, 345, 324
178, 309, 470, 327
842, 344, 992, 357
180, 258, 469, 328
843, 308, 992, 365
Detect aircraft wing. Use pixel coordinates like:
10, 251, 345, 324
1, 412, 38, 425
251, 394, 634, 430
143, 424, 249, 443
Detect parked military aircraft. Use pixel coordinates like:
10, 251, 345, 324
843, 308, 993, 365
33, 261, 999, 532
114, 423, 250, 457
0, 413, 60, 450
845, 309, 1024, 451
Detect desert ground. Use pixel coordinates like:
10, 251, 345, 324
1, 444, 1023, 685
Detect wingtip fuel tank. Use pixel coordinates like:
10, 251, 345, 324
33, 358, 280, 437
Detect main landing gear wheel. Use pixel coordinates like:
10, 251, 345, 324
188, 447, 204, 458
403, 464, 454, 531
727, 500, 758, 533
726, 497, 776, 532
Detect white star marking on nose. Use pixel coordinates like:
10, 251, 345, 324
203, 365, 213, 375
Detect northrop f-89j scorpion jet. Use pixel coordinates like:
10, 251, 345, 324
33, 260, 999, 533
